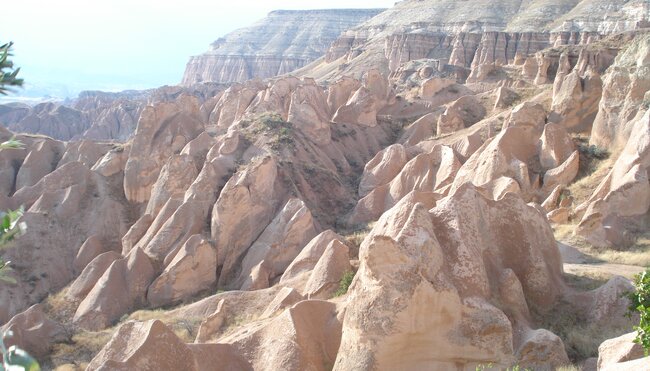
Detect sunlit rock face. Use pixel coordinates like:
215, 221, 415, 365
181, 9, 385, 85
300, 0, 647, 80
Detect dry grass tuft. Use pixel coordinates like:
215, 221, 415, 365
41, 290, 114, 369
567, 135, 614, 206
49, 328, 113, 370
533, 299, 630, 362
46, 301, 203, 367
556, 223, 650, 267
595, 243, 650, 267
340, 222, 374, 258
43, 290, 79, 324
127, 309, 203, 343
219, 314, 258, 338
562, 272, 609, 291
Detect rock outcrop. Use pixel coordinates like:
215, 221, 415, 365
74, 248, 155, 330
146, 235, 217, 307
336, 184, 567, 370
576, 110, 650, 248
218, 300, 342, 370
436, 95, 486, 135
549, 68, 603, 131
87, 320, 251, 370
0, 304, 67, 359
598, 332, 650, 371
0, 136, 128, 324
575, 34, 650, 247
123, 96, 204, 203
443, 101, 584, 204
350, 144, 459, 224
590, 33, 650, 149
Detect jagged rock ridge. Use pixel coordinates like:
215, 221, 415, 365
0, 84, 225, 142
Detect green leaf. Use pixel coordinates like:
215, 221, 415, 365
4, 346, 41, 371
0, 137, 24, 150
628, 267, 650, 354
0, 207, 25, 246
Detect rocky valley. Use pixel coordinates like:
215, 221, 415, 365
1, 1, 650, 370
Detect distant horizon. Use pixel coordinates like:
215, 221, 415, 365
2, 1, 396, 100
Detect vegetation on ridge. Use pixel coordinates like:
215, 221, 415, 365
334, 271, 355, 297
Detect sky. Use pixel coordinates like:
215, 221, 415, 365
2, 0, 396, 99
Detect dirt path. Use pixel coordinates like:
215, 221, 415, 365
559, 242, 645, 280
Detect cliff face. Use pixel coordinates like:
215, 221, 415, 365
349, 0, 647, 34
385, 30, 603, 71
181, 9, 385, 85
300, 0, 648, 80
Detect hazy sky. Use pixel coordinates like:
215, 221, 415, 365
2, 1, 396, 98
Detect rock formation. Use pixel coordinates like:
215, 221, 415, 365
590, 33, 650, 149
86, 319, 252, 370
575, 34, 650, 248
0, 84, 225, 142
598, 332, 650, 370
0, 2, 648, 370
338, 185, 568, 369
181, 9, 385, 85
300, 0, 646, 82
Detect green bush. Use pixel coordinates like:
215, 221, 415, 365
578, 143, 608, 160
334, 271, 355, 297
628, 268, 650, 354
246, 112, 294, 151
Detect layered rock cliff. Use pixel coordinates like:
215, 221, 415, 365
300, 0, 649, 80
181, 9, 385, 85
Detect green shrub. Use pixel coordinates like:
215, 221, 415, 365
246, 112, 294, 151
334, 271, 355, 297
578, 143, 608, 160
627, 268, 650, 354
